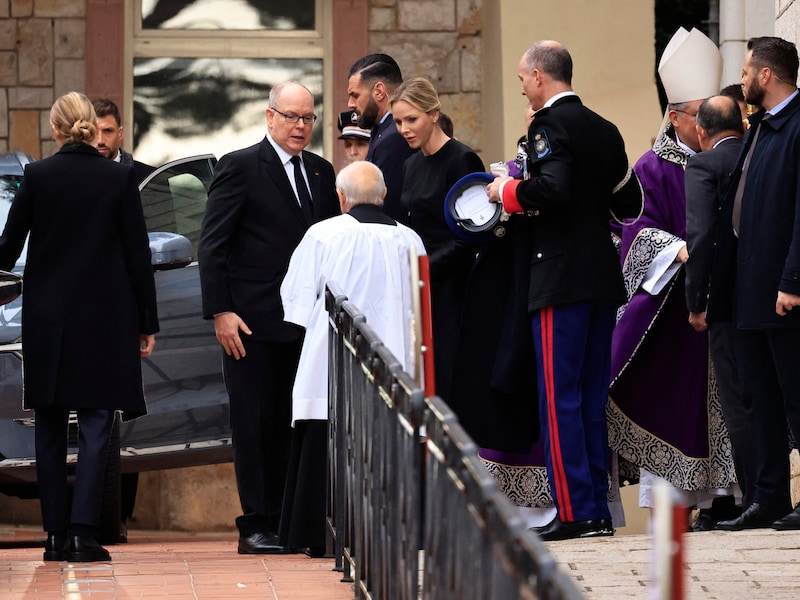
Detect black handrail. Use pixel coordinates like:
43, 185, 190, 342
326, 282, 584, 600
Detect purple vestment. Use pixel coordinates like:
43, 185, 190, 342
607, 125, 735, 492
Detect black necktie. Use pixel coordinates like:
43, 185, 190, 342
291, 155, 313, 224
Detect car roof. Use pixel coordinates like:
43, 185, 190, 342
0, 151, 35, 177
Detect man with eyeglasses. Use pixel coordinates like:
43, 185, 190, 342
198, 81, 340, 554
347, 54, 416, 222
608, 27, 740, 529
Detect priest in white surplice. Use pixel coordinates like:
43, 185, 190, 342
278, 160, 426, 556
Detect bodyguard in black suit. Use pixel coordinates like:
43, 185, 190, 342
92, 98, 156, 184
198, 82, 339, 553
0, 92, 158, 562
684, 95, 755, 514
716, 37, 800, 531
347, 54, 416, 222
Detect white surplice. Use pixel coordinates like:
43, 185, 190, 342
280, 212, 426, 424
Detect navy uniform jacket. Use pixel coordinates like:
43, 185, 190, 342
735, 96, 800, 328
501, 95, 641, 311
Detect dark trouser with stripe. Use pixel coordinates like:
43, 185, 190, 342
531, 300, 615, 523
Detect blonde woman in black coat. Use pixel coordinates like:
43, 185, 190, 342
0, 92, 158, 562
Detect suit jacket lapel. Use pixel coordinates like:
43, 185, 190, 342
260, 138, 307, 227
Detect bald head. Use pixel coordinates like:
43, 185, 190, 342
335, 161, 387, 212
695, 94, 745, 151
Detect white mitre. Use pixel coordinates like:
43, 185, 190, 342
658, 27, 723, 103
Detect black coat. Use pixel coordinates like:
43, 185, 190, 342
449, 217, 539, 452
734, 98, 800, 329
198, 137, 340, 342
684, 136, 741, 319
0, 143, 158, 412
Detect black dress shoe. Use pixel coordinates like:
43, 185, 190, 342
65, 535, 111, 562
771, 505, 800, 530
538, 518, 614, 541
43, 533, 68, 562
715, 503, 789, 531
304, 546, 326, 558
529, 516, 557, 535
691, 509, 716, 532
237, 532, 290, 555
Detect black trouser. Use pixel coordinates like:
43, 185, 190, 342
709, 322, 757, 507
223, 337, 301, 535
35, 407, 115, 533
735, 327, 800, 512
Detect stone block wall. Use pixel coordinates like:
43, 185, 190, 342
777, 0, 800, 60
0, 0, 86, 158
368, 0, 483, 153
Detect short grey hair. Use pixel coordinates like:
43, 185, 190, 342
522, 41, 573, 85
268, 81, 312, 109
335, 161, 386, 208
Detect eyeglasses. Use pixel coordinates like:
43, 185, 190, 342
272, 108, 317, 125
673, 108, 698, 118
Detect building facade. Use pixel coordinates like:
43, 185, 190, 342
1, 0, 794, 529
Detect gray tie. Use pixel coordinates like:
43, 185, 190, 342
732, 115, 769, 236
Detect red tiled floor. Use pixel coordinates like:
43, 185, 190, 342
0, 525, 354, 599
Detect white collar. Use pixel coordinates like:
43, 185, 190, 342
542, 91, 576, 109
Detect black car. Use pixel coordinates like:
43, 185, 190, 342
0, 152, 231, 540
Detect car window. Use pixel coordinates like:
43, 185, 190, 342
0, 175, 27, 269
139, 154, 216, 260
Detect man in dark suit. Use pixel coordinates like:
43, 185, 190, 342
92, 96, 155, 543
487, 41, 642, 541
198, 81, 340, 553
92, 98, 155, 184
716, 37, 800, 531
684, 95, 754, 527
347, 54, 416, 222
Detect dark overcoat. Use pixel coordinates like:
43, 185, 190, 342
0, 143, 158, 413
734, 97, 800, 329
448, 216, 539, 452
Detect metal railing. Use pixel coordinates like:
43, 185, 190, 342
325, 282, 585, 600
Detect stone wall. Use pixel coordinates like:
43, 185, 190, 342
368, 0, 483, 153
777, 0, 800, 51
0, 0, 86, 158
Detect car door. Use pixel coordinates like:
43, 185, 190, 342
119, 154, 233, 471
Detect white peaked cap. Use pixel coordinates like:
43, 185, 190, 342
658, 27, 723, 104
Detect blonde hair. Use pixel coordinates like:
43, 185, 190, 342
50, 92, 96, 145
389, 77, 441, 114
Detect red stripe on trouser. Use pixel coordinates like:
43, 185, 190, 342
541, 306, 573, 522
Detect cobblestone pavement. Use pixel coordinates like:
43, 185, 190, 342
546, 529, 800, 599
